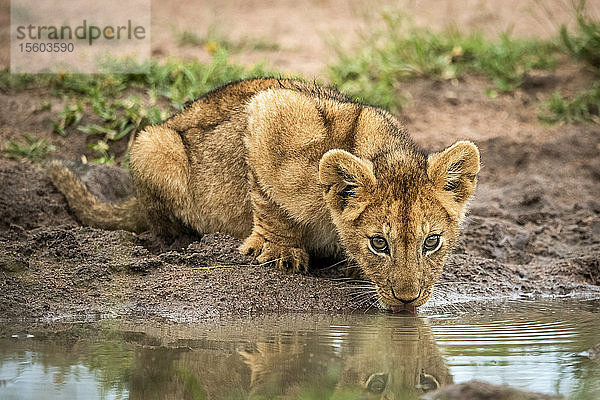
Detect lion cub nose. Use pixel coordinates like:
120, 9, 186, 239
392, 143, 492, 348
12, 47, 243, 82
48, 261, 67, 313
391, 287, 422, 304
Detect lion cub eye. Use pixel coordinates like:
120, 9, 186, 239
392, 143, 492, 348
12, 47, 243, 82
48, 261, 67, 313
423, 234, 441, 253
369, 236, 389, 254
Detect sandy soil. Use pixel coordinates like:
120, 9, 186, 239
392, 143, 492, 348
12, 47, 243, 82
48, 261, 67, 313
1, 1, 599, 322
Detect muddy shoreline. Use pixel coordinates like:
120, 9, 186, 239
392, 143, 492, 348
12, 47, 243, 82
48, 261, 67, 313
1, 122, 599, 322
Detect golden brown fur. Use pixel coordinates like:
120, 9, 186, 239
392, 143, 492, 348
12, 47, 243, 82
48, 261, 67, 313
48, 78, 480, 310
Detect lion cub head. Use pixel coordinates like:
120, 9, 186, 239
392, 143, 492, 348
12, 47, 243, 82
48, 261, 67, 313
319, 141, 480, 310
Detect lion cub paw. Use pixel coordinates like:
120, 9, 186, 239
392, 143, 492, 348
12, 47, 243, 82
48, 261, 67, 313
240, 233, 309, 273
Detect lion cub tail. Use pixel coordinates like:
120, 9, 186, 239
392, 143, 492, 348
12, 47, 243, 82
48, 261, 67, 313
47, 161, 146, 233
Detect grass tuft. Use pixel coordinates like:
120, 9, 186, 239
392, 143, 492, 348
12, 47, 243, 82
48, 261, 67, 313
1, 50, 271, 165
559, 0, 600, 71
3, 134, 55, 162
88, 140, 115, 165
329, 13, 557, 111
539, 83, 600, 124
176, 26, 280, 53
540, 2, 600, 124
52, 102, 83, 136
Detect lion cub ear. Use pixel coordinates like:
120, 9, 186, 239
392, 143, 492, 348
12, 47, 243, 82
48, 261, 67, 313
427, 141, 480, 206
319, 149, 376, 220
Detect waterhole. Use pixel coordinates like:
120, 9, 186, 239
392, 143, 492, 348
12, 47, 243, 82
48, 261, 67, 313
0, 299, 598, 399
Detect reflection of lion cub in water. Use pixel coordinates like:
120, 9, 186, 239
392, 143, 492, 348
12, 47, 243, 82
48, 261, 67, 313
48, 78, 479, 310
239, 317, 452, 398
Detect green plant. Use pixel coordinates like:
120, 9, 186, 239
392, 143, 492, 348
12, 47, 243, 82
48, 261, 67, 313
39, 100, 52, 111
469, 33, 556, 91
539, 83, 600, 124
245, 37, 280, 51
88, 140, 115, 165
78, 94, 144, 141
329, 12, 556, 110
559, 0, 600, 71
0, 71, 39, 91
176, 25, 239, 53
3, 134, 55, 162
176, 26, 279, 53
176, 30, 206, 47
1, 50, 270, 166
52, 102, 83, 136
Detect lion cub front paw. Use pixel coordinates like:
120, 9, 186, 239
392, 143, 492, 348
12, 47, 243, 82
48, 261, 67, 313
240, 233, 309, 272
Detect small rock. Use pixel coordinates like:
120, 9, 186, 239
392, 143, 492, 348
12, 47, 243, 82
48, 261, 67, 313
0, 255, 28, 272
582, 343, 600, 362
444, 91, 459, 105
420, 380, 563, 400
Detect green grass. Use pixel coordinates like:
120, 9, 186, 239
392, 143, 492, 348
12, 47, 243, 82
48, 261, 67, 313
560, 0, 600, 71
176, 26, 280, 53
1, 49, 269, 107
539, 1, 600, 124
88, 140, 115, 165
539, 83, 600, 124
1, 49, 271, 165
329, 12, 557, 111
3, 134, 55, 162
52, 102, 83, 136
176, 26, 241, 52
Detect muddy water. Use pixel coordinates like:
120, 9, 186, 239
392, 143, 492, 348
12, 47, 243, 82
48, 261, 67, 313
0, 299, 598, 400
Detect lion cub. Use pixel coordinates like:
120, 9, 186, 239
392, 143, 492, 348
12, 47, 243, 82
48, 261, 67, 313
48, 78, 479, 310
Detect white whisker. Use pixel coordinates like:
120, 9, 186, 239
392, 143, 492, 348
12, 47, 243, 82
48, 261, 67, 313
320, 258, 349, 270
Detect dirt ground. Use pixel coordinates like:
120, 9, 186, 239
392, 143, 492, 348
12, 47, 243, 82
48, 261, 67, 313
1, 1, 600, 322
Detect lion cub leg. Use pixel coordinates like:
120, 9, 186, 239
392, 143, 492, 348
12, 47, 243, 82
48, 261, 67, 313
240, 178, 309, 272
